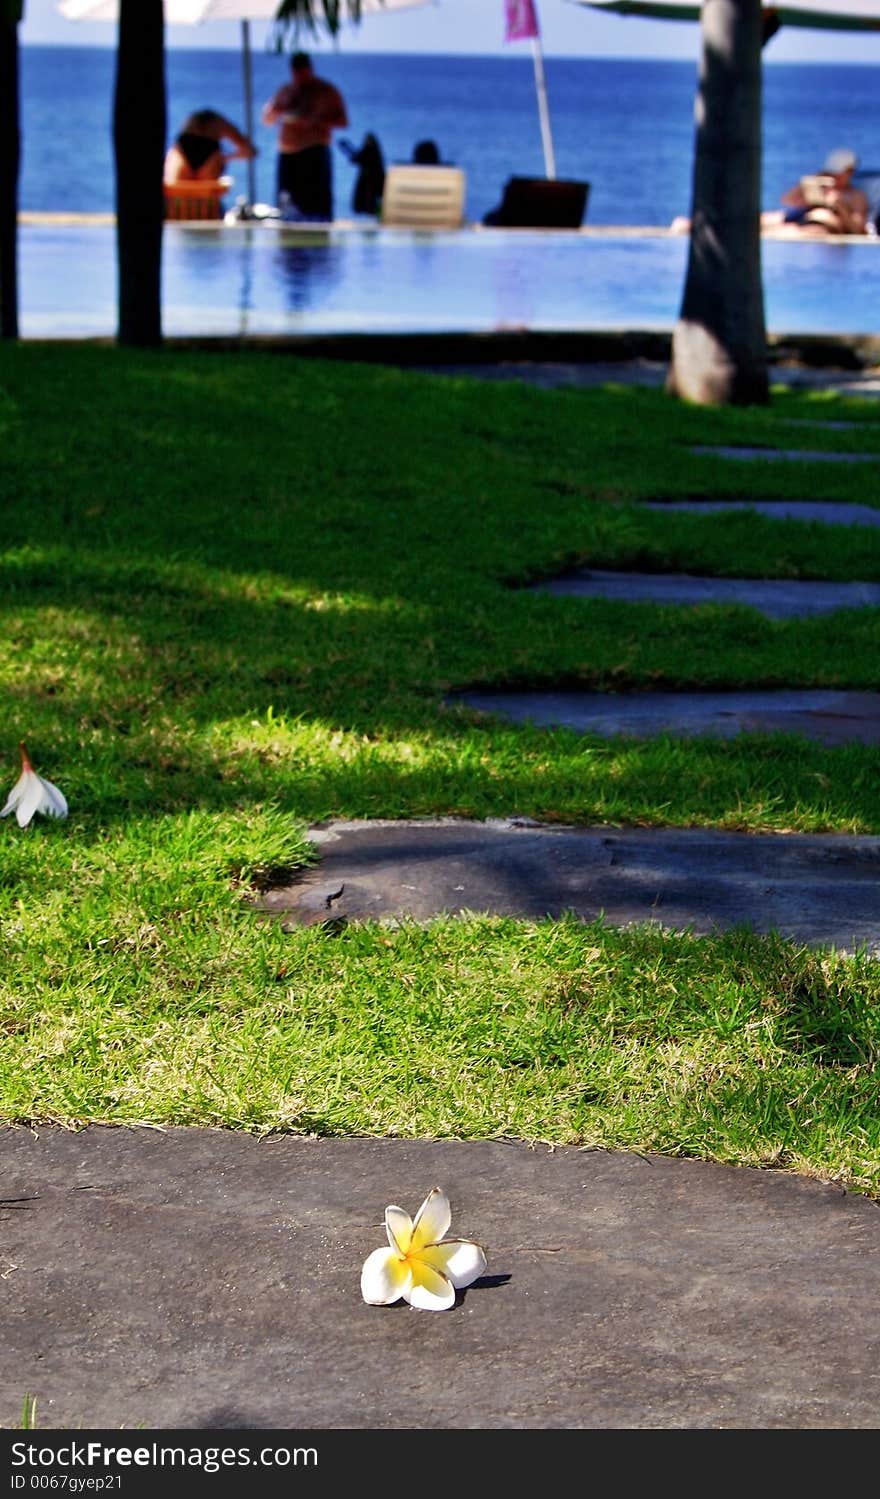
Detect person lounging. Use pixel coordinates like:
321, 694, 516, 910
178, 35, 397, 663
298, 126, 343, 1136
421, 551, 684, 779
670, 147, 869, 238
761, 147, 870, 236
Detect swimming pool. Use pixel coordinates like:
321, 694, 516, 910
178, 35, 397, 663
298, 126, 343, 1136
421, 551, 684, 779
19, 222, 880, 340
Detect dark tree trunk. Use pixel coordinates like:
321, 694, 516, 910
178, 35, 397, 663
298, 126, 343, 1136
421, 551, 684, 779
114, 0, 166, 347
667, 0, 769, 406
0, 13, 20, 341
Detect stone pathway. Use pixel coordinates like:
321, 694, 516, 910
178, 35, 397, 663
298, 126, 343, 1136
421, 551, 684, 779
641, 499, 880, 528
256, 817, 880, 953
525, 568, 880, 618
4, 1126, 880, 1430
691, 445, 876, 464
470, 367, 880, 747
7, 354, 878, 1436
781, 418, 864, 431
451, 688, 880, 748
412, 357, 880, 399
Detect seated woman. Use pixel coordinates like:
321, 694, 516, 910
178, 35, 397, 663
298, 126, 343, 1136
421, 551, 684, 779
164, 109, 257, 185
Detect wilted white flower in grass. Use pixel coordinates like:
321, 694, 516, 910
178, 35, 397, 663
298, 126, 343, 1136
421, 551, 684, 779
1, 742, 68, 829
361, 1187, 487, 1312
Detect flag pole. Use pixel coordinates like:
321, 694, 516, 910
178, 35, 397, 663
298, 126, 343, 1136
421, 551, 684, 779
241, 18, 256, 205
505, 1, 557, 181
530, 35, 556, 179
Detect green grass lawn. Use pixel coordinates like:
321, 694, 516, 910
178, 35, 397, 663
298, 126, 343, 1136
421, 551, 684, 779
1, 344, 878, 1192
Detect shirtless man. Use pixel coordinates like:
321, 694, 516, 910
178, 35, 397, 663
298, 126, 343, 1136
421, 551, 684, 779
761, 147, 870, 237
670, 147, 870, 238
262, 51, 349, 222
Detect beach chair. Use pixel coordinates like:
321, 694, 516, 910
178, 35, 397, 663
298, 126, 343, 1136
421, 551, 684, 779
380, 165, 466, 229
482, 176, 590, 229
163, 177, 232, 222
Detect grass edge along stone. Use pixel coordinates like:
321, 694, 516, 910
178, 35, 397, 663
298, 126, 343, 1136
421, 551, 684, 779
0, 344, 877, 1193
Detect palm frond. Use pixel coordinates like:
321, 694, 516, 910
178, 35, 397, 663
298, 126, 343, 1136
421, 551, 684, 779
271, 0, 365, 49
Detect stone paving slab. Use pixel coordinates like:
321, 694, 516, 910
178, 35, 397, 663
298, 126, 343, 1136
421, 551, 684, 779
642, 499, 880, 528
412, 358, 880, 398
3, 1125, 880, 1430
525, 568, 880, 618
691, 445, 876, 463
256, 818, 880, 952
782, 418, 865, 431
779, 416, 863, 428
453, 687, 880, 748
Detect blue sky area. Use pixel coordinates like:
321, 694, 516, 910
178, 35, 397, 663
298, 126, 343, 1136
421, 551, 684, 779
19, 0, 880, 63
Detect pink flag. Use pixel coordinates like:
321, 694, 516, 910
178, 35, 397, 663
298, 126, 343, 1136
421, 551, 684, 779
505, 0, 540, 43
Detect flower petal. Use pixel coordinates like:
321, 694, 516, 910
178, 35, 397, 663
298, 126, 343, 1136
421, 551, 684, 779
39, 776, 68, 819
418, 1238, 487, 1290
15, 771, 46, 829
0, 771, 26, 819
360, 1246, 413, 1306
385, 1204, 413, 1257
405, 1260, 456, 1312
410, 1187, 452, 1253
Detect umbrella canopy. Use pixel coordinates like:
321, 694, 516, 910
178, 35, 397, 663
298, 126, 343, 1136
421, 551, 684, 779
59, 1, 431, 21
568, 0, 880, 31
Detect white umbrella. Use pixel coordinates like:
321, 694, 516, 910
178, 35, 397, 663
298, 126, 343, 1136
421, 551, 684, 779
58, 0, 430, 20
57, 0, 434, 204
568, 0, 880, 31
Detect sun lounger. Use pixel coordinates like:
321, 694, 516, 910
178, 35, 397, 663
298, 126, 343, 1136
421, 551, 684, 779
380, 166, 466, 229
482, 176, 590, 229
163, 177, 232, 222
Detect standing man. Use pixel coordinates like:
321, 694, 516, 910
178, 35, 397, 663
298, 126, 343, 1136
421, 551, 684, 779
262, 51, 348, 222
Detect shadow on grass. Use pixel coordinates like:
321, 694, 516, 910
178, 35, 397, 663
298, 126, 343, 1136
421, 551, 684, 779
1, 351, 879, 838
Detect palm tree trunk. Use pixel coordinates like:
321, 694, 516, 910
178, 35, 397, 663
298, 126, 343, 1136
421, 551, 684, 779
667, 0, 768, 406
0, 8, 20, 341
114, 0, 166, 347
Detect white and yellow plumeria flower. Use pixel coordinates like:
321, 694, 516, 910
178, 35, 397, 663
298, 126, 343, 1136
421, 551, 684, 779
361, 1187, 487, 1312
1, 742, 68, 829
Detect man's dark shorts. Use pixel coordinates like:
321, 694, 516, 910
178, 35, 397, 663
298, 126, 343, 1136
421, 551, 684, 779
277, 146, 333, 221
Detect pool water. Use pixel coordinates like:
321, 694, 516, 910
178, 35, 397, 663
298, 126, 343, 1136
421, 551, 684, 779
21, 223, 880, 340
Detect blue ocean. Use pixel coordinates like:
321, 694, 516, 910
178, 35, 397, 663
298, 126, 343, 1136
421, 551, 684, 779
17, 47, 880, 339
19, 47, 880, 223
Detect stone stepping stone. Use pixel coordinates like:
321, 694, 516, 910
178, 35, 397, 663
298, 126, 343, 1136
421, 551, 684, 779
257, 817, 880, 952
526, 568, 880, 618
691, 445, 876, 463
779, 419, 863, 431
6, 1127, 880, 1429
781, 418, 865, 431
452, 687, 880, 748
642, 499, 880, 528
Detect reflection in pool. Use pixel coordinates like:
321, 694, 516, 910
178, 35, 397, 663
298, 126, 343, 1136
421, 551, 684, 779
20, 223, 880, 340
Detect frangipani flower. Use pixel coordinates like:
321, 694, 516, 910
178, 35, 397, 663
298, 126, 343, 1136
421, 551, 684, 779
361, 1187, 487, 1312
1, 742, 68, 829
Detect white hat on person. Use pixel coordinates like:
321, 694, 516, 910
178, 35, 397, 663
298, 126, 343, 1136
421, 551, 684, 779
824, 147, 858, 174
